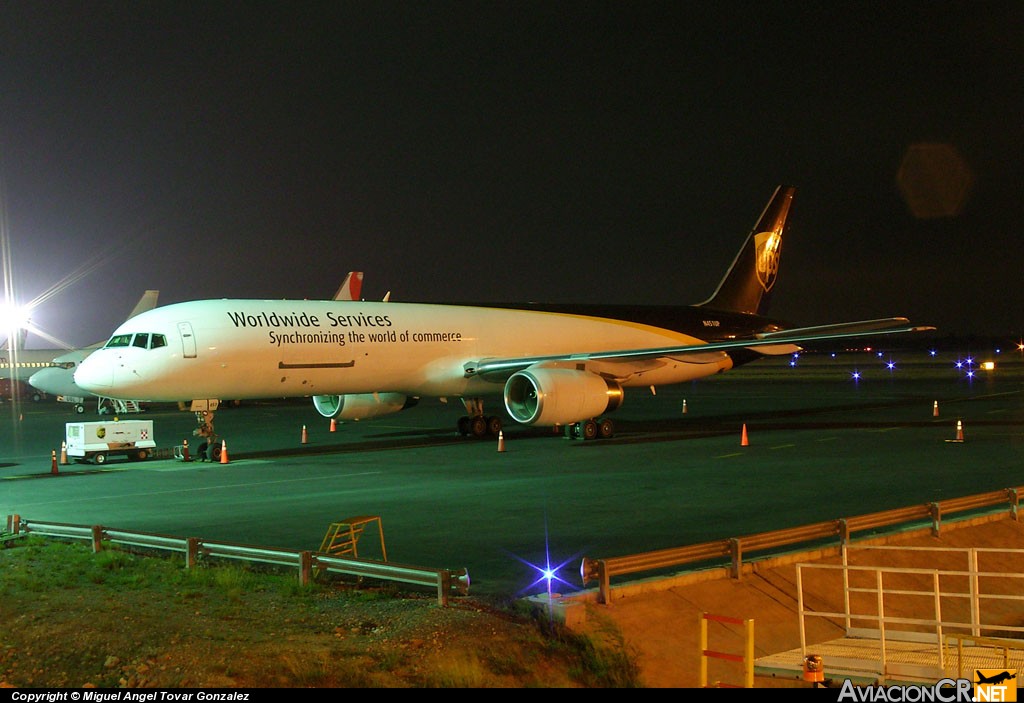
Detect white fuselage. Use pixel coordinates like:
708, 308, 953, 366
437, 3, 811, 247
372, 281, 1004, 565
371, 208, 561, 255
0, 348, 64, 382
74, 299, 732, 402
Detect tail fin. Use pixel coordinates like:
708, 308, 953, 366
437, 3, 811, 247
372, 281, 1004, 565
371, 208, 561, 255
698, 185, 795, 316
333, 272, 364, 301
1, 327, 28, 351
126, 290, 159, 319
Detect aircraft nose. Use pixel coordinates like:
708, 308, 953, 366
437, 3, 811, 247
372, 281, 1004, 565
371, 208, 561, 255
74, 354, 112, 392
29, 368, 63, 395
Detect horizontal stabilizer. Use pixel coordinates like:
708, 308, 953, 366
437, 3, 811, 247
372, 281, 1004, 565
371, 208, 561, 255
755, 317, 915, 340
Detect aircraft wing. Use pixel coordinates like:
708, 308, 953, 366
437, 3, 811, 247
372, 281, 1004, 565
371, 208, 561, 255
465, 318, 935, 379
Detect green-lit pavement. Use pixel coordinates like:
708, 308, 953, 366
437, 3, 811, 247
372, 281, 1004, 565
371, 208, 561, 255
2, 350, 1022, 597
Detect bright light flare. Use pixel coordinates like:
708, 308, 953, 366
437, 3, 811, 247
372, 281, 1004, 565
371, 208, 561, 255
0, 300, 31, 330
514, 550, 579, 597
507, 513, 580, 599
0, 297, 72, 349
0, 299, 38, 349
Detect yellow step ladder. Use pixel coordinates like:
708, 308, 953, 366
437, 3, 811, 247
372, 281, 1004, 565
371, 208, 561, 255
319, 515, 386, 561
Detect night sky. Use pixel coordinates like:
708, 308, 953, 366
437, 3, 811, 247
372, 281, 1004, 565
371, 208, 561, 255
1, 2, 1021, 350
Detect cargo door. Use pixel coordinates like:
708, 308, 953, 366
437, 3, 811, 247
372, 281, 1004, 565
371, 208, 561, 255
178, 322, 197, 359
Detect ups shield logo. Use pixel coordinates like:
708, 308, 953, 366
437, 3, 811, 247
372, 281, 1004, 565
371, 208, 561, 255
974, 669, 1017, 701
754, 230, 781, 293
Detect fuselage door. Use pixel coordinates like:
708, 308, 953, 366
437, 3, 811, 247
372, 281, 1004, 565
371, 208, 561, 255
177, 322, 197, 359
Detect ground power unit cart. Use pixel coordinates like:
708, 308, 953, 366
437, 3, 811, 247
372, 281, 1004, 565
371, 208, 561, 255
65, 419, 156, 465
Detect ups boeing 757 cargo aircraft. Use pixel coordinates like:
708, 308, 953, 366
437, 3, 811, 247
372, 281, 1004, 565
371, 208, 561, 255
74, 186, 934, 440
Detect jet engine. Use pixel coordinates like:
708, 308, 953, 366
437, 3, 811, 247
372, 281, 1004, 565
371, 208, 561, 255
312, 393, 418, 421
503, 368, 623, 426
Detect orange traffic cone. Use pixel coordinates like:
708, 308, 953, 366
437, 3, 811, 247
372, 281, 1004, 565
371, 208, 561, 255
301, 425, 308, 444
682, 399, 688, 414
182, 439, 191, 462
741, 424, 749, 447
933, 400, 939, 417
956, 420, 964, 442
329, 418, 337, 432
60, 441, 69, 465
51, 450, 58, 474
497, 430, 506, 452
220, 439, 229, 464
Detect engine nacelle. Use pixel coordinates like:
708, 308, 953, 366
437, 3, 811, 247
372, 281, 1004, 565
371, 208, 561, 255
312, 393, 417, 421
504, 368, 623, 426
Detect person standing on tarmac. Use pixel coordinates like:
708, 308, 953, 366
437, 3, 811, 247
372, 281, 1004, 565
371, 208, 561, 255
194, 421, 217, 462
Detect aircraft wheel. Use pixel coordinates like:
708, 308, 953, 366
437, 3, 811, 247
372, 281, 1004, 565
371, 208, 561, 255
486, 415, 502, 435
457, 416, 471, 436
210, 443, 222, 462
581, 420, 599, 440
598, 418, 615, 439
470, 416, 488, 438
94, 453, 107, 465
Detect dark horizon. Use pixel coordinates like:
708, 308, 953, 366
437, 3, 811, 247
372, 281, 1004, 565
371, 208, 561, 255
1, 3, 1021, 350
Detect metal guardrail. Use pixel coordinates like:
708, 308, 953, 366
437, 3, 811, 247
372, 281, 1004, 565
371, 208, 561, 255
5, 515, 468, 607
581, 486, 1021, 604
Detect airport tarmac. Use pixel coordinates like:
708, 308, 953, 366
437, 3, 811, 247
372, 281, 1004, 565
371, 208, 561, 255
2, 348, 1023, 603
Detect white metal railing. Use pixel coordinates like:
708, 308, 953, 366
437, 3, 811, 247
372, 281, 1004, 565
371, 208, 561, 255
795, 545, 1024, 680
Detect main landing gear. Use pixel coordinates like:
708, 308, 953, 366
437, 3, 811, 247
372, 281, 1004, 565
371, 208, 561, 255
457, 414, 503, 438
455, 399, 616, 440
564, 417, 616, 440
457, 398, 503, 438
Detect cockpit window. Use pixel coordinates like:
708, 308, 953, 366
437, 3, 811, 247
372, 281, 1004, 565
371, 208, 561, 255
104, 332, 168, 350
105, 334, 134, 348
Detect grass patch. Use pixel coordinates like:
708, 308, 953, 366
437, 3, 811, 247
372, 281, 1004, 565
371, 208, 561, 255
0, 538, 642, 687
